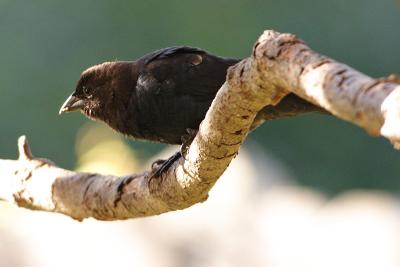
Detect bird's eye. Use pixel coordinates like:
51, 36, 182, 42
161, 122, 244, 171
82, 86, 91, 96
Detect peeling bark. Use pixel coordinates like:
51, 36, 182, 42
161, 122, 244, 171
0, 30, 399, 221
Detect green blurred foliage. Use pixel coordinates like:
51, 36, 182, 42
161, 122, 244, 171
0, 0, 399, 194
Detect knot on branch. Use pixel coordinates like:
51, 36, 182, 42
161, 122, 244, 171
252, 30, 304, 60
17, 135, 55, 166
18, 135, 33, 161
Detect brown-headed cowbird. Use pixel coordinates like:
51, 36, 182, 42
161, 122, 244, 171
59, 46, 324, 175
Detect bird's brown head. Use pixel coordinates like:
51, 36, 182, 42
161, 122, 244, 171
59, 61, 133, 122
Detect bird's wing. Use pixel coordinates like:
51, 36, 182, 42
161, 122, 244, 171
132, 47, 240, 144
136, 46, 239, 101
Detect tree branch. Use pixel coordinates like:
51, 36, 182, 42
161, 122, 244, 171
1, 30, 399, 221
252, 31, 400, 146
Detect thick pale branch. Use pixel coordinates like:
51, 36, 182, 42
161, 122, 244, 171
252, 30, 400, 147
0, 30, 399, 220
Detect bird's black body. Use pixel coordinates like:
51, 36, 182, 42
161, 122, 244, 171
60, 46, 323, 145
132, 47, 239, 144
60, 46, 242, 144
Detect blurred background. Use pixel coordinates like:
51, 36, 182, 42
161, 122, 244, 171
1, 0, 400, 266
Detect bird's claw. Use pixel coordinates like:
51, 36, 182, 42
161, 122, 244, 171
151, 151, 182, 178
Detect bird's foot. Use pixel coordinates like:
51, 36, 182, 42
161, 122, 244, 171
151, 151, 182, 178
149, 129, 197, 181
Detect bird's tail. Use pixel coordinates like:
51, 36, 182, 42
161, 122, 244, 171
251, 93, 329, 130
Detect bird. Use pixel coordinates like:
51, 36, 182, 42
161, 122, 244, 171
59, 46, 324, 176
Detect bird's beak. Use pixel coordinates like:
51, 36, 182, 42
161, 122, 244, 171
59, 94, 85, 114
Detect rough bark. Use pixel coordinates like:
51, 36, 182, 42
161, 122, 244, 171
0, 30, 399, 221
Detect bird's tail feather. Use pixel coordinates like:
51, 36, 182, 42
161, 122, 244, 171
250, 93, 329, 130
